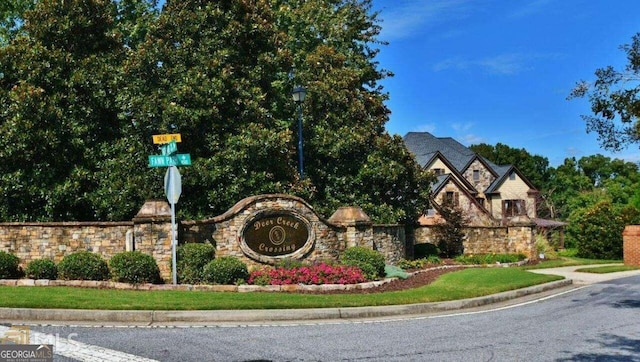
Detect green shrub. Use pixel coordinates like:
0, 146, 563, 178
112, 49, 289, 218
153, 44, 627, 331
109, 251, 162, 285
0, 251, 22, 279
274, 258, 305, 270
535, 234, 558, 260
25, 259, 58, 280
58, 251, 109, 281
414, 243, 439, 259
455, 253, 526, 265
558, 248, 578, 257
433, 205, 466, 258
397, 255, 442, 270
569, 201, 639, 260
202, 257, 249, 285
176, 243, 215, 284
340, 246, 386, 280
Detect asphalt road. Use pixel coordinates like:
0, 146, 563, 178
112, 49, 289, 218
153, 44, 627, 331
24, 273, 640, 361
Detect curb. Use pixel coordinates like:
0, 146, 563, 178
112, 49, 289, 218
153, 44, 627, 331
0, 279, 573, 325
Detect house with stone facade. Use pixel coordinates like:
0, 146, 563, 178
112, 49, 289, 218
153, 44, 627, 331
404, 132, 540, 227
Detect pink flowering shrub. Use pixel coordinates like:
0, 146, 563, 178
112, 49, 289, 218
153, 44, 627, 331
247, 263, 367, 286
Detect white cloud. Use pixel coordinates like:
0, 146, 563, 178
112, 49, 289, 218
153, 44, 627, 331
458, 133, 485, 146
508, 0, 554, 19
375, 0, 475, 41
452, 122, 475, 133
478, 53, 533, 75
433, 53, 531, 75
433, 52, 562, 76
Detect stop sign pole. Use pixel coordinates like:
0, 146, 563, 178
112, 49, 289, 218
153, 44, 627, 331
165, 166, 182, 285
149, 133, 190, 285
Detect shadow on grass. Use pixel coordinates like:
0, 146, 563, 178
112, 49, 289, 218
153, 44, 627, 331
557, 334, 640, 361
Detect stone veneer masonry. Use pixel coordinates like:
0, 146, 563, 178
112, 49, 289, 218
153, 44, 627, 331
180, 195, 407, 270
0, 194, 540, 282
414, 217, 538, 259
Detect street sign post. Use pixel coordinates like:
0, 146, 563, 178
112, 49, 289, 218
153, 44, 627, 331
164, 166, 181, 285
148, 133, 190, 285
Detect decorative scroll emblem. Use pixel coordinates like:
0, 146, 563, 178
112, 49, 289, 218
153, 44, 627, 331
269, 226, 286, 245
241, 212, 312, 260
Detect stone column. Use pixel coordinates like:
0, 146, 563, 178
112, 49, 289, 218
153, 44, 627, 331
132, 200, 173, 281
622, 225, 640, 267
328, 206, 373, 249
507, 216, 537, 260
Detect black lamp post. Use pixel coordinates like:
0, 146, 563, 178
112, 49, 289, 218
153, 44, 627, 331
292, 85, 307, 179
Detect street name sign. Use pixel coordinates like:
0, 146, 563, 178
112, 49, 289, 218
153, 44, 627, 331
153, 133, 182, 144
160, 140, 178, 155
148, 154, 192, 167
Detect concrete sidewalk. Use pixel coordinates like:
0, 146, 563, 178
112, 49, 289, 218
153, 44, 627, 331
528, 264, 640, 285
1, 265, 638, 326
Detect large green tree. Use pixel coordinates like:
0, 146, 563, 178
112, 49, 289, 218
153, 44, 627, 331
0, 0, 431, 223
120, 0, 431, 223
469, 142, 550, 189
0, 0, 128, 221
0, 0, 36, 45
569, 32, 640, 151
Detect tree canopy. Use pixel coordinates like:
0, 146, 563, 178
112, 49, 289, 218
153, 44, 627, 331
569, 32, 640, 151
0, 0, 432, 223
469, 142, 550, 189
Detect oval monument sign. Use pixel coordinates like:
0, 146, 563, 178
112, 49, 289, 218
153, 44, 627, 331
242, 212, 311, 260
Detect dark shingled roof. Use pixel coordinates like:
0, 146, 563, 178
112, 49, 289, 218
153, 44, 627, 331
403, 131, 537, 194
403, 132, 476, 171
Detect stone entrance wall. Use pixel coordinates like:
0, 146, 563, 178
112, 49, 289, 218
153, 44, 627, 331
414, 217, 538, 260
0, 194, 539, 282
181, 194, 406, 270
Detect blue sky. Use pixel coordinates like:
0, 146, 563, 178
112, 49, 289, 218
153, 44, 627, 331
372, 0, 640, 166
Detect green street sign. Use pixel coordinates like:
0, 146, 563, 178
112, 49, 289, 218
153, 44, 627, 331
148, 154, 192, 167
159, 140, 178, 156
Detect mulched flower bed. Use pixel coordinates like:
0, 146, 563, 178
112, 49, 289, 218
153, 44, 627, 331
295, 263, 469, 295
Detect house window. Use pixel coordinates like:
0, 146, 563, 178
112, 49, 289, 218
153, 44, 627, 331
473, 170, 480, 182
444, 191, 459, 206
503, 199, 525, 217
433, 168, 445, 176
509, 171, 516, 180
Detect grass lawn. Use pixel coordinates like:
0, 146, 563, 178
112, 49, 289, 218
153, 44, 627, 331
574, 265, 640, 274
0, 268, 562, 310
521, 255, 623, 270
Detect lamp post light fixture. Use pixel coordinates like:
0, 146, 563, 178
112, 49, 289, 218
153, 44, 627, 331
292, 85, 307, 179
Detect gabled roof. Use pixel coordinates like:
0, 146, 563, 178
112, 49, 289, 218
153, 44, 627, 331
485, 165, 537, 194
424, 152, 477, 193
431, 174, 450, 193
403, 131, 539, 195
404, 132, 475, 171
460, 154, 500, 178
430, 175, 491, 216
